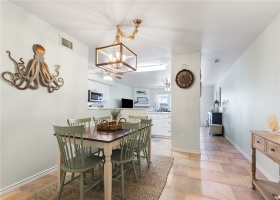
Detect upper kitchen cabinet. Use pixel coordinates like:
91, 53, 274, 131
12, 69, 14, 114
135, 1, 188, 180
88, 80, 110, 102
88, 71, 114, 102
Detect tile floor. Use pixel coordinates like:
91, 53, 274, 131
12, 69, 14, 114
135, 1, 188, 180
2, 127, 266, 200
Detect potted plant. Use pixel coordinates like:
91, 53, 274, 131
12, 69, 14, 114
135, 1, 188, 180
111, 109, 122, 125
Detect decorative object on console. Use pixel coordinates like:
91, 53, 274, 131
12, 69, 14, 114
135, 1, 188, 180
95, 19, 142, 76
175, 64, 194, 89
214, 100, 219, 113
267, 114, 279, 133
273, 194, 280, 200
2, 44, 64, 93
216, 87, 221, 106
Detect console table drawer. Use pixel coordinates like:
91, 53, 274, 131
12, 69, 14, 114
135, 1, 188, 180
265, 141, 280, 162
253, 135, 265, 151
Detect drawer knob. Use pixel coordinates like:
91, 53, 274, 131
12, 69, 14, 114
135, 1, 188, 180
271, 148, 275, 152
257, 141, 260, 143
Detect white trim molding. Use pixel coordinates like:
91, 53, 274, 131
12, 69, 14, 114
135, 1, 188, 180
225, 136, 277, 182
0, 166, 57, 196
171, 147, 200, 154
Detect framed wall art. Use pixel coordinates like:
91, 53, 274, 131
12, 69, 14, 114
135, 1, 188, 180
137, 97, 148, 104
216, 87, 221, 107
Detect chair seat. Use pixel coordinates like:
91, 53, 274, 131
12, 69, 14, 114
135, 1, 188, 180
61, 154, 103, 173
111, 149, 136, 163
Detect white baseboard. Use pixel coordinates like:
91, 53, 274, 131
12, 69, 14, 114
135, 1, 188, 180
225, 136, 277, 182
171, 147, 200, 154
0, 166, 57, 196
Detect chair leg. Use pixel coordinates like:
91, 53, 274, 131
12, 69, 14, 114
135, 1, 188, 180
80, 172, 84, 200
137, 151, 141, 177
121, 164, 124, 200
98, 163, 104, 190
132, 160, 138, 183
144, 148, 150, 168
57, 172, 66, 200
91, 167, 95, 181
100, 163, 104, 181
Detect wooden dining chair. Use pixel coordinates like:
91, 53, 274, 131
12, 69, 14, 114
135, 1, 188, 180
111, 122, 139, 200
134, 119, 152, 177
53, 124, 104, 200
67, 117, 102, 155
128, 115, 148, 123
93, 115, 111, 125
67, 117, 103, 180
67, 117, 91, 128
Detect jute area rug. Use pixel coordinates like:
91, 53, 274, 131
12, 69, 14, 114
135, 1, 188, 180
27, 155, 173, 200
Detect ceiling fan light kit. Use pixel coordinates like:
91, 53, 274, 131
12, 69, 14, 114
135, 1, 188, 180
95, 19, 142, 77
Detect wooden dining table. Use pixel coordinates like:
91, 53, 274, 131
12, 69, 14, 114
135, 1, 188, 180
56, 125, 152, 200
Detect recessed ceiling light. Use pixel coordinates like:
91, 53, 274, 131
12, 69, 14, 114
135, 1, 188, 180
136, 64, 166, 72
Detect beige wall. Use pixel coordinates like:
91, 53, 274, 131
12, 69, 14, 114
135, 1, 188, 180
1, 2, 89, 191
215, 14, 280, 181
171, 52, 201, 153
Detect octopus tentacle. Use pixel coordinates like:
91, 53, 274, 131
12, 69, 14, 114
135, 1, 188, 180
3, 45, 64, 93
25, 59, 39, 81
13, 77, 31, 90
29, 78, 39, 90
40, 62, 52, 82
39, 71, 49, 87
6, 51, 28, 79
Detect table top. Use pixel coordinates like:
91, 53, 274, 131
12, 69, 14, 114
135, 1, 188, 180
250, 130, 280, 145
53, 126, 130, 143
80, 126, 130, 143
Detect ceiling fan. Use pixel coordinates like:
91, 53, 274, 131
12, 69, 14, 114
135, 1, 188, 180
102, 71, 122, 80
89, 69, 122, 79
164, 77, 171, 91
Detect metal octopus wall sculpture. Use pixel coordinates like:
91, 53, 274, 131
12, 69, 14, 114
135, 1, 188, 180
2, 44, 64, 93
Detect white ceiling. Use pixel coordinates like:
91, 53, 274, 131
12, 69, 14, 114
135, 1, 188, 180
10, 1, 280, 88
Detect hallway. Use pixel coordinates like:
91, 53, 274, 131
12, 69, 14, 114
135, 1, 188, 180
156, 127, 266, 200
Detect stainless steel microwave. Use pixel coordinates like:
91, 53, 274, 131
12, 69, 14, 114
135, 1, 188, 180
88, 90, 103, 102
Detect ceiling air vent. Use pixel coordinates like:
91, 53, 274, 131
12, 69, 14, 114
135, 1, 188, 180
60, 37, 73, 50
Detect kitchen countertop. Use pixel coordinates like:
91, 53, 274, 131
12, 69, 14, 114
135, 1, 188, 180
147, 111, 171, 114
88, 108, 146, 110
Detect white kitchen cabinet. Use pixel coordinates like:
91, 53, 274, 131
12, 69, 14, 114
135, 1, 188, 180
151, 119, 164, 136
148, 112, 171, 137
163, 118, 171, 136
88, 80, 110, 102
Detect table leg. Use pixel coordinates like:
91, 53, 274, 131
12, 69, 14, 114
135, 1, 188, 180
148, 129, 152, 163
103, 144, 113, 200
252, 147, 256, 189
57, 150, 62, 191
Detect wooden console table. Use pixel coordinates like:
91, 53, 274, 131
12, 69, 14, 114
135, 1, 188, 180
251, 130, 280, 200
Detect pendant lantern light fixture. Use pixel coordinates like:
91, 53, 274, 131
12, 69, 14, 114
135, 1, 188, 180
95, 19, 142, 75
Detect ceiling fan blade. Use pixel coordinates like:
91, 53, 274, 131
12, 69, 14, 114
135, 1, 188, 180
113, 72, 124, 75
114, 75, 122, 79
